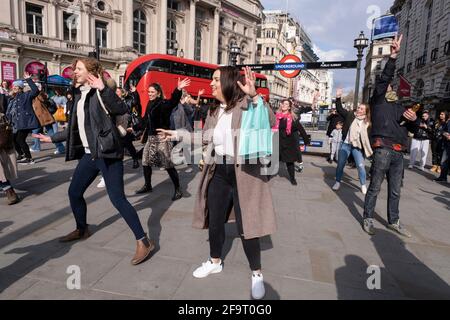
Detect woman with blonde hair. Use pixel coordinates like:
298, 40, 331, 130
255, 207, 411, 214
332, 88, 372, 194
35, 57, 154, 265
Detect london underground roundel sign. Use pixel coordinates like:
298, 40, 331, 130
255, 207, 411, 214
279, 55, 302, 78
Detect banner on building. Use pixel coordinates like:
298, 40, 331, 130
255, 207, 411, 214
398, 74, 411, 98
372, 15, 398, 40
1, 61, 17, 82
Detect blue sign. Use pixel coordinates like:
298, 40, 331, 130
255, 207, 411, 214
274, 63, 306, 71
372, 15, 398, 40
299, 140, 323, 148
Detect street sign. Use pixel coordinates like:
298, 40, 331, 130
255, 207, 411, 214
279, 55, 302, 78
237, 60, 357, 71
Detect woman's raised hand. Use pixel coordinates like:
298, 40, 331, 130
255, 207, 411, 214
237, 66, 257, 98
87, 74, 105, 91
177, 78, 191, 91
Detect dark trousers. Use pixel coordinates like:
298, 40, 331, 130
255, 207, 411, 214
438, 146, 450, 181
13, 129, 32, 159
286, 162, 295, 181
431, 140, 443, 166
0, 180, 11, 191
68, 154, 146, 240
207, 162, 261, 271
364, 148, 403, 224
122, 133, 138, 160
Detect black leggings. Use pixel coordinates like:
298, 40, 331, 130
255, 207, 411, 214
207, 163, 261, 271
144, 166, 180, 189
122, 133, 138, 160
286, 162, 295, 180
14, 130, 32, 159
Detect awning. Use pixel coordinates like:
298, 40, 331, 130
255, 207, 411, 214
47, 74, 72, 86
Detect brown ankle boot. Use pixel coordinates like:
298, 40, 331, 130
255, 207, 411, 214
437, 166, 442, 174
131, 236, 155, 265
5, 188, 20, 205
430, 165, 438, 173
59, 227, 91, 243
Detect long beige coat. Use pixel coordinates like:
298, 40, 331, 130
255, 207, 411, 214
192, 97, 277, 239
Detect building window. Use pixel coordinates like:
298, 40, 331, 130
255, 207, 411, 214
168, 0, 179, 10
232, 22, 236, 32
271, 47, 274, 55
218, 51, 222, 64
423, 1, 433, 59
376, 61, 382, 70
95, 21, 108, 47
167, 19, 177, 53
378, 47, 383, 55
244, 27, 247, 36
133, 10, 147, 54
63, 12, 78, 42
265, 47, 269, 55
26, 3, 43, 35
194, 27, 202, 61
220, 17, 224, 27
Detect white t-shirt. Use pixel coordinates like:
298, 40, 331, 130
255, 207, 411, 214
76, 85, 92, 154
213, 104, 234, 157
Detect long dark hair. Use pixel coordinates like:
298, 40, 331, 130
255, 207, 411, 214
218, 66, 246, 112
148, 83, 165, 100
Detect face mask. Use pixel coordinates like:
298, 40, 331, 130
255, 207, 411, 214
385, 91, 398, 102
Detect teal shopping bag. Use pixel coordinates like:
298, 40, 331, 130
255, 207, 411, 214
238, 97, 273, 159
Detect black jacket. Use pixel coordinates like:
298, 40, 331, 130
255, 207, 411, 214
0, 94, 8, 114
52, 86, 128, 161
335, 98, 355, 142
142, 88, 182, 136
369, 58, 419, 146
326, 112, 344, 137
413, 118, 434, 140
278, 118, 310, 163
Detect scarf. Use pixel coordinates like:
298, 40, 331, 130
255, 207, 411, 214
272, 112, 293, 135
385, 91, 398, 102
348, 116, 373, 157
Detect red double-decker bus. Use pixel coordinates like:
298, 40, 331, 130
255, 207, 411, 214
124, 54, 270, 116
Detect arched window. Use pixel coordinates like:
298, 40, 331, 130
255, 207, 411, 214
133, 10, 147, 54
416, 79, 425, 97
194, 27, 202, 61
167, 19, 177, 53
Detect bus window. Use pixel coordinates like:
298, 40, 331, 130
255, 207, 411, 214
125, 61, 152, 89
193, 66, 214, 79
260, 79, 267, 88
172, 62, 194, 76
151, 59, 171, 73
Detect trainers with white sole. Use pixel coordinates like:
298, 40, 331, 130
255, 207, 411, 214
332, 181, 341, 191
97, 177, 105, 188
193, 259, 223, 278
361, 185, 367, 195
251, 272, 265, 300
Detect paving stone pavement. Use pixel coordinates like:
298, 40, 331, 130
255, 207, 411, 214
0, 144, 449, 300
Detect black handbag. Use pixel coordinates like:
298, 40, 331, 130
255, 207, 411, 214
0, 113, 13, 150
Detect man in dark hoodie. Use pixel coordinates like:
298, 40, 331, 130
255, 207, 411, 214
362, 34, 419, 237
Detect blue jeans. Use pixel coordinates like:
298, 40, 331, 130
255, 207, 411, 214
68, 154, 146, 240
364, 148, 403, 224
32, 123, 65, 152
335, 143, 366, 186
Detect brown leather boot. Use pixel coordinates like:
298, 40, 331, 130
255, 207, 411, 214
5, 188, 20, 205
59, 227, 91, 243
131, 236, 155, 265
430, 165, 438, 173
437, 166, 442, 174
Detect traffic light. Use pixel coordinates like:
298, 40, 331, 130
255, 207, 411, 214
38, 69, 47, 83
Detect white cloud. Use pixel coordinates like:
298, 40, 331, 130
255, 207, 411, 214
306, 25, 326, 35
312, 44, 347, 61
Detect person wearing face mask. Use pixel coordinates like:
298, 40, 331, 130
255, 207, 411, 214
157, 66, 277, 300
332, 88, 373, 195
135, 78, 190, 200
362, 34, 419, 237
34, 57, 154, 266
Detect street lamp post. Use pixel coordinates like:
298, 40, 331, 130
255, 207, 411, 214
353, 31, 368, 108
229, 41, 241, 66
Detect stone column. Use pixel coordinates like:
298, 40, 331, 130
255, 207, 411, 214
187, 0, 197, 59
123, 0, 133, 48
212, 7, 220, 64
160, 0, 168, 54
48, 2, 57, 38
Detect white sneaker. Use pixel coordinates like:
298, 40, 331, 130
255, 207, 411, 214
408, 165, 413, 169
361, 185, 367, 195
332, 182, 341, 191
193, 259, 223, 278
251, 272, 265, 300
97, 177, 105, 188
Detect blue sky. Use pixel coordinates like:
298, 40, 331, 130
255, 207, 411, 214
261, 0, 394, 93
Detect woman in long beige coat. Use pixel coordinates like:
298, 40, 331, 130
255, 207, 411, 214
0, 93, 20, 205
158, 66, 276, 300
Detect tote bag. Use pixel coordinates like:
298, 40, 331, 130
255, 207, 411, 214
238, 97, 273, 159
